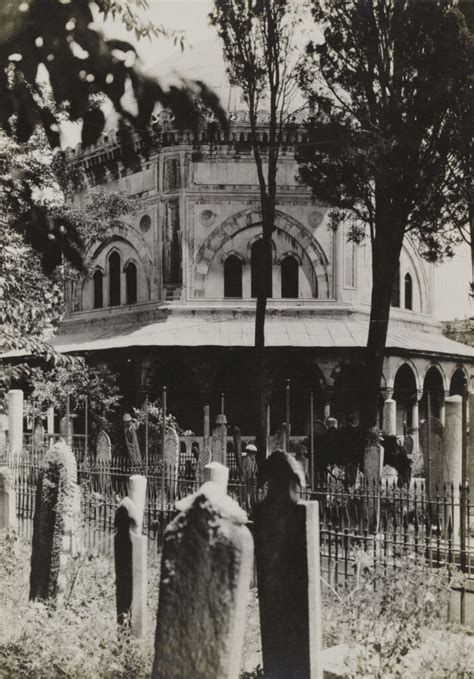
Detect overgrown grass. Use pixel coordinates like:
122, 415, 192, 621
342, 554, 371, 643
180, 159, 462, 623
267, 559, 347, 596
0, 534, 473, 678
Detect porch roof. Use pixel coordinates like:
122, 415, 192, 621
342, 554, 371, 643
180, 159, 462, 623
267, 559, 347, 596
36, 315, 474, 360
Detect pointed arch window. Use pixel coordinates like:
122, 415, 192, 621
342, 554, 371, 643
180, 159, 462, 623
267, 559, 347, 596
391, 264, 400, 308
281, 256, 299, 298
224, 255, 242, 298
93, 270, 103, 309
251, 238, 272, 298
109, 251, 121, 306
404, 273, 413, 310
125, 261, 137, 304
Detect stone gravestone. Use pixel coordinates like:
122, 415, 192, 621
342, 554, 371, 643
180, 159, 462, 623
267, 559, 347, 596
211, 413, 227, 465
164, 427, 180, 502
0, 467, 17, 532
195, 447, 212, 484
233, 426, 243, 476
114, 475, 147, 637
363, 431, 383, 532
419, 416, 445, 498
29, 440, 81, 602
96, 430, 112, 493
152, 463, 253, 679
254, 450, 322, 679
124, 415, 142, 465
33, 421, 45, 454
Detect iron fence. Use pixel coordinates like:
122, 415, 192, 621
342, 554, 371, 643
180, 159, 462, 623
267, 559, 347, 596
5, 455, 473, 586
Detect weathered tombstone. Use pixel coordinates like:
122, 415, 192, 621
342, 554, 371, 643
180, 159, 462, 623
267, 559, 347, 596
8, 389, 23, 457
151, 463, 253, 679
233, 426, 243, 475
123, 414, 142, 465
0, 467, 17, 532
273, 423, 286, 452
33, 421, 45, 454
203, 405, 210, 449
211, 413, 227, 465
29, 440, 81, 602
363, 431, 383, 532
195, 446, 212, 483
164, 427, 180, 502
254, 450, 322, 679
96, 430, 112, 492
59, 415, 73, 441
114, 475, 147, 637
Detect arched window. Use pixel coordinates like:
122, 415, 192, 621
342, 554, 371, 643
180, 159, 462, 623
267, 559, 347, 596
125, 261, 137, 304
391, 264, 400, 308
224, 255, 242, 298
109, 251, 121, 306
404, 273, 413, 310
93, 270, 103, 309
281, 256, 299, 298
251, 238, 272, 298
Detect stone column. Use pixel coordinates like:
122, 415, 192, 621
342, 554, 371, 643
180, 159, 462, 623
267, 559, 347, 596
439, 402, 446, 426
211, 413, 227, 466
8, 389, 23, 457
382, 398, 396, 435
469, 392, 474, 506
411, 400, 420, 453
445, 395, 462, 540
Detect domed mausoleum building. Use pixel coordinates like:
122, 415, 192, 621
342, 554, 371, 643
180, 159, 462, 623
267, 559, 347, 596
52, 97, 474, 442
41, 39, 472, 438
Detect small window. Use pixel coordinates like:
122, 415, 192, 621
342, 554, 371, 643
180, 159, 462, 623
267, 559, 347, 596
251, 239, 272, 298
109, 251, 121, 306
93, 270, 103, 309
164, 158, 180, 190
344, 225, 356, 288
125, 262, 137, 304
281, 256, 299, 298
391, 264, 400, 308
404, 273, 413, 310
224, 256, 242, 298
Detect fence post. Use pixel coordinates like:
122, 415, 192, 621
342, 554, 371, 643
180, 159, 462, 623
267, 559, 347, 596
285, 379, 291, 448
114, 474, 148, 637
84, 397, 88, 462
7, 389, 23, 458
254, 450, 322, 679
151, 466, 253, 679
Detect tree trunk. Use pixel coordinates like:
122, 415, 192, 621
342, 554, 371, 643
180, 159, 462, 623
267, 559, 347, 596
361, 235, 402, 432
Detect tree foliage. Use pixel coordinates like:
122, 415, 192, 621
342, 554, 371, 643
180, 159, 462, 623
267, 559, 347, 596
297, 0, 472, 428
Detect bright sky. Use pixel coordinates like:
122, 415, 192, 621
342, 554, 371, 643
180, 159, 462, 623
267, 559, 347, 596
96, 0, 472, 322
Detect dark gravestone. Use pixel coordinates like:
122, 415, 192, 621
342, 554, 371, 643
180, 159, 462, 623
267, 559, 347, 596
152, 477, 253, 679
115, 502, 133, 626
29, 462, 65, 602
255, 450, 322, 679
29, 441, 80, 602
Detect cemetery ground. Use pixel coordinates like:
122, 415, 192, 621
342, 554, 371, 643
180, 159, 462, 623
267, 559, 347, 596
1, 533, 473, 678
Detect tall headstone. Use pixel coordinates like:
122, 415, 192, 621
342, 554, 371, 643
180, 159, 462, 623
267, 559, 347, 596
29, 440, 81, 602
114, 475, 148, 637
123, 415, 142, 465
164, 427, 180, 478
363, 431, 383, 532
195, 447, 212, 484
151, 471, 253, 679
33, 421, 45, 454
0, 467, 17, 532
8, 389, 23, 457
211, 413, 227, 466
203, 405, 210, 449
233, 426, 243, 475
254, 450, 323, 679
96, 430, 112, 492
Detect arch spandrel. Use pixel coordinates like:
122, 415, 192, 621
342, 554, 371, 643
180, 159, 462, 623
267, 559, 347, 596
193, 208, 330, 299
